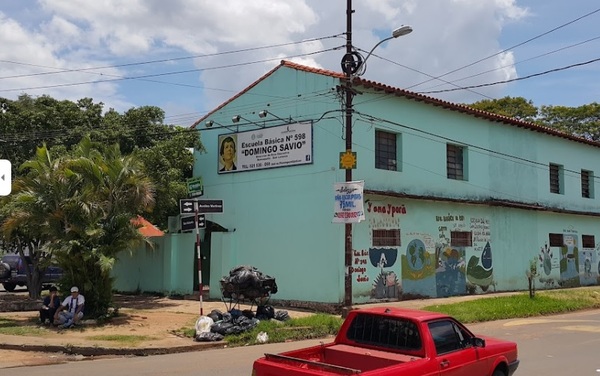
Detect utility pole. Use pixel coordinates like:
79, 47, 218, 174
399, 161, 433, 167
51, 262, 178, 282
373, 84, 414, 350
343, 0, 354, 314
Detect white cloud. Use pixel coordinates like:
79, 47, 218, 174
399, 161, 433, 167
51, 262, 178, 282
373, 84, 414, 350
1, 0, 533, 117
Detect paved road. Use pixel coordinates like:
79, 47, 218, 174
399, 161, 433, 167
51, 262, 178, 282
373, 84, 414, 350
6, 309, 600, 375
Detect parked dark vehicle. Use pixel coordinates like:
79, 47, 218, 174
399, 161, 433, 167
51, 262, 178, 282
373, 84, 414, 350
0, 254, 63, 292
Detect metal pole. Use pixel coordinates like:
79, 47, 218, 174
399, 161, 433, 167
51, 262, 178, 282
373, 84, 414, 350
194, 201, 203, 316
343, 0, 354, 313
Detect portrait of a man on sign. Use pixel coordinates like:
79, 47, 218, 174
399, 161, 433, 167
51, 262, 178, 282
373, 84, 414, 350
218, 134, 238, 173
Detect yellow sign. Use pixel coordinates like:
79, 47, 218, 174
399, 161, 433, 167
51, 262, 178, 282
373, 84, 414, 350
339, 151, 357, 169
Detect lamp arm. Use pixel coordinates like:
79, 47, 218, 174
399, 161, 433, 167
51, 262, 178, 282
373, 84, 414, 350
361, 36, 394, 68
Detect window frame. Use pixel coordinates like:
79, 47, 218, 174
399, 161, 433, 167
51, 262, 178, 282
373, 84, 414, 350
582, 235, 595, 248
581, 169, 593, 199
549, 163, 562, 194
549, 233, 564, 247
375, 130, 400, 171
446, 144, 466, 180
372, 229, 401, 247
450, 231, 472, 247
428, 320, 473, 356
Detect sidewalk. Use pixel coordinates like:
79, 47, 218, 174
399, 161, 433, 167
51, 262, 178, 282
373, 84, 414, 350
0, 291, 522, 368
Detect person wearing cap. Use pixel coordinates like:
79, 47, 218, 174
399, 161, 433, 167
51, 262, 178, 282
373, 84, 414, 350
39, 286, 61, 325
53, 286, 85, 328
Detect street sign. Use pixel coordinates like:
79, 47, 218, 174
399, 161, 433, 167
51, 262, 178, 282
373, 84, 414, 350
179, 199, 196, 215
181, 214, 205, 232
197, 199, 224, 213
187, 177, 203, 197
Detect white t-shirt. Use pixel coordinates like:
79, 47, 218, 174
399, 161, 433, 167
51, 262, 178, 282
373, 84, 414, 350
61, 294, 85, 314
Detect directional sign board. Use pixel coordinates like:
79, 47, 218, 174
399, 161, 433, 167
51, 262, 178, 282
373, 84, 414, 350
181, 214, 205, 232
197, 199, 224, 214
179, 199, 196, 215
187, 177, 203, 197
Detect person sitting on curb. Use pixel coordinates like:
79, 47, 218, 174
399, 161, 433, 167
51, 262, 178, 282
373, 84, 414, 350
53, 286, 85, 328
39, 286, 60, 325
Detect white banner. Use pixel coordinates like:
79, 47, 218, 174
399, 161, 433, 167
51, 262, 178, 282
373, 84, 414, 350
218, 122, 312, 173
333, 181, 365, 223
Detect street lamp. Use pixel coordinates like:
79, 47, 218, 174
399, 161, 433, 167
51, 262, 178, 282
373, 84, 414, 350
341, 0, 412, 315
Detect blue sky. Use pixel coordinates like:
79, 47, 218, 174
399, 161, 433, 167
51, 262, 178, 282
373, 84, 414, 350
0, 1, 598, 126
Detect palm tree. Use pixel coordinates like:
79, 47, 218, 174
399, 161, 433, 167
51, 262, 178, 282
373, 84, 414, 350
50, 137, 155, 316
2, 137, 155, 314
0, 145, 77, 298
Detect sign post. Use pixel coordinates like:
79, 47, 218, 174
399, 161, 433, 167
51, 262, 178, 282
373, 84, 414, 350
193, 200, 203, 316
179, 197, 223, 316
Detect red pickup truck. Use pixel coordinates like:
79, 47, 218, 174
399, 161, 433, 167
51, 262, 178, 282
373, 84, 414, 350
252, 307, 519, 376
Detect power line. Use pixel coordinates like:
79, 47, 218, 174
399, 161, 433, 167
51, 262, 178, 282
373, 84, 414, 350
0, 47, 343, 94
0, 34, 344, 81
418, 56, 600, 94
406, 7, 600, 90
422, 35, 600, 92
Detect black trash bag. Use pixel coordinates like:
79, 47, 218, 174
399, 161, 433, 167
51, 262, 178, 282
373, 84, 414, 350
236, 316, 259, 330
211, 321, 234, 335
256, 305, 275, 320
195, 332, 224, 342
221, 312, 233, 323
242, 309, 255, 319
208, 309, 224, 323
224, 325, 245, 335
274, 310, 290, 321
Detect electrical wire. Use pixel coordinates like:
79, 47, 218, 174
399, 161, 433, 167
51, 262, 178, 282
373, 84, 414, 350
0, 47, 343, 94
418, 56, 600, 94
0, 34, 344, 80
406, 7, 600, 90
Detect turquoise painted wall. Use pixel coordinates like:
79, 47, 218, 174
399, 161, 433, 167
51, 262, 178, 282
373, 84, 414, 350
112, 233, 197, 295
113, 64, 600, 304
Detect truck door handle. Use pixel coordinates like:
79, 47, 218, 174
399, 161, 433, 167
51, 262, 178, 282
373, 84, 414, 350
440, 359, 450, 368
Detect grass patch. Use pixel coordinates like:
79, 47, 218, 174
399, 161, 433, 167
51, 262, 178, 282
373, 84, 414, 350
424, 288, 600, 323
225, 314, 343, 347
0, 317, 48, 336
86, 334, 154, 347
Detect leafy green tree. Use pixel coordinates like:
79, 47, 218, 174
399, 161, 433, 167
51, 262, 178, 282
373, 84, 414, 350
1, 137, 155, 313
539, 103, 600, 141
47, 137, 156, 316
468, 96, 539, 122
135, 128, 203, 228
0, 146, 76, 298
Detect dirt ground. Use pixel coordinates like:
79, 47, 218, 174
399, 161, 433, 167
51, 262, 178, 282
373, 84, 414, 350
0, 293, 314, 368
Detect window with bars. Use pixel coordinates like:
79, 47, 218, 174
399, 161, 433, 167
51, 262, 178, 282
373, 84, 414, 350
549, 163, 562, 194
582, 235, 595, 248
447, 144, 465, 180
373, 229, 401, 247
375, 130, 399, 171
581, 169, 593, 198
450, 231, 472, 247
549, 233, 564, 247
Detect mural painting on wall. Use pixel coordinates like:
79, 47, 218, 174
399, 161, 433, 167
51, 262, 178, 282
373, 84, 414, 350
537, 243, 559, 288
435, 219, 466, 297
369, 248, 400, 299
435, 242, 465, 297
560, 232, 580, 287
402, 234, 437, 297
580, 238, 597, 286
466, 217, 494, 293
365, 199, 406, 300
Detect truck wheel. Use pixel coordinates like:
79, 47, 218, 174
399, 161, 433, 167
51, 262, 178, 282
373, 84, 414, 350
2, 282, 17, 292
492, 370, 506, 376
0, 262, 10, 279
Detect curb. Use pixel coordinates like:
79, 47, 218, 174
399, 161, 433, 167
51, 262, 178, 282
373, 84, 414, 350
0, 341, 226, 357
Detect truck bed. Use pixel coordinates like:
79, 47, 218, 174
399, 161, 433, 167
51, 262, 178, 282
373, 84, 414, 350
262, 344, 423, 374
